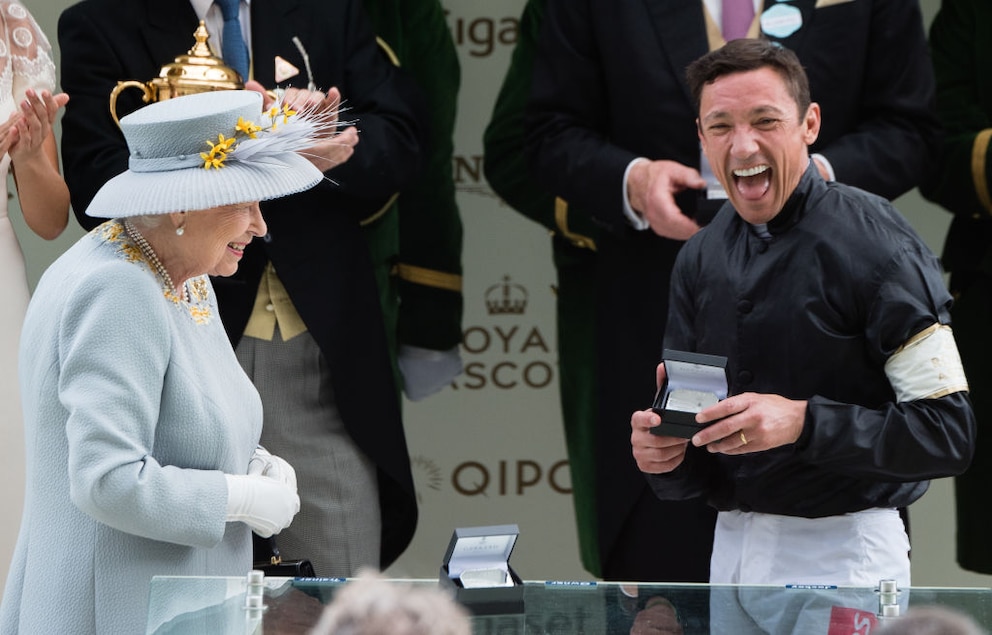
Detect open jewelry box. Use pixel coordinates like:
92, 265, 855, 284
439, 523, 524, 615
650, 349, 728, 438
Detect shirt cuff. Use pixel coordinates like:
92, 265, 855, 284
811, 153, 836, 182
623, 157, 651, 231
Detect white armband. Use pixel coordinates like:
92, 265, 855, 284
884, 323, 969, 401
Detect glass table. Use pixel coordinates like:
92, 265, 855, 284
146, 575, 992, 634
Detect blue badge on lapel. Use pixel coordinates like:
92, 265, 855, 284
760, 3, 803, 38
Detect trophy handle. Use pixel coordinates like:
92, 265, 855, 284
110, 81, 154, 128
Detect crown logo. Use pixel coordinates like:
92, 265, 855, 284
410, 455, 443, 504
485, 275, 528, 315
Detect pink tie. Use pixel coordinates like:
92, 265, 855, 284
722, 0, 755, 42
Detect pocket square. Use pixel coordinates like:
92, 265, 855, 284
815, 0, 855, 7
274, 56, 300, 83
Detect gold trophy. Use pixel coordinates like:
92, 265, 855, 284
109, 22, 243, 126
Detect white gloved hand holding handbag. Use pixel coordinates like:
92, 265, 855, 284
226, 449, 300, 537
247, 445, 297, 490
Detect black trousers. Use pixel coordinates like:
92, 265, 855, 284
601, 487, 716, 582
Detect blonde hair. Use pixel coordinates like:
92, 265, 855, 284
309, 569, 471, 635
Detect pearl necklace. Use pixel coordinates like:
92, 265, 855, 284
122, 219, 186, 302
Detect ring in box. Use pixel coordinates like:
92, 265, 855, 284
439, 524, 524, 615
650, 349, 728, 438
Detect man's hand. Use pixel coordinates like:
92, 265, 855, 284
631, 408, 691, 474
304, 126, 358, 173
627, 159, 706, 240
245, 80, 359, 172
691, 392, 808, 455
248, 80, 339, 118
631, 363, 690, 474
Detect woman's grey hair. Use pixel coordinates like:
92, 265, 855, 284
308, 569, 471, 635
126, 213, 174, 232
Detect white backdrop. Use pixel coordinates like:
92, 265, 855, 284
7, 0, 992, 599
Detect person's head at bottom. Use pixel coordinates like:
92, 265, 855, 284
310, 569, 471, 635
85, 89, 329, 287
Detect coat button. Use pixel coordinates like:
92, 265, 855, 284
737, 299, 753, 314
737, 369, 753, 385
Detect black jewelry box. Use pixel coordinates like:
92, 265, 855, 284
438, 524, 525, 615
650, 349, 728, 438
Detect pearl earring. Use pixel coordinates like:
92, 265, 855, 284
176, 226, 185, 236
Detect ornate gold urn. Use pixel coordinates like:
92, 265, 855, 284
109, 22, 244, 126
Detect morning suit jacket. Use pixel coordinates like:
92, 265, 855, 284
57, 0, 424, 566
525, 0, 939, 576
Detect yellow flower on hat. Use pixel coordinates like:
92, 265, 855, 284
235, 117, 262, 139
200, 133, 237, 169
200, 150, 224, 169
213, 134, 237, 151
265, 104, 296, 128
266, 105, 280, 130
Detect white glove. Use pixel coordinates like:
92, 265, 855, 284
398, 345, 463, 401
248, 446, 297, 491
225, 473, 300, 538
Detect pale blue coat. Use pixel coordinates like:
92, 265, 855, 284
0, 222, 262, 634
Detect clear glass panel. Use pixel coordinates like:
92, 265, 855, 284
146, 576, 992, 634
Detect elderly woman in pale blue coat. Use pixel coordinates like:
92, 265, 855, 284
0, 88, 345, 634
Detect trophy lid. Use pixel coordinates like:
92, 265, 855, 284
156, 21, 244, 91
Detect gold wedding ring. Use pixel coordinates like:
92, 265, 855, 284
740, 430, 748, 445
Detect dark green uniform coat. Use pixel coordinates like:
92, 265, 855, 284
363, 0, 464, 375
921, 0, 992, 575
483, 0, 603, 576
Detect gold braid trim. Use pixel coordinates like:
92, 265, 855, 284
395, 263, 462, 293
554, 197, 597, 251
891, 322, 944, 355
360, 192, 400, 226
372, 34, 458, 291
972, 129, 992, 215
357, 36, 402, 228
376, 36, 401, 67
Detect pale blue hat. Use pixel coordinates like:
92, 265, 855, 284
85, 90, 326, 217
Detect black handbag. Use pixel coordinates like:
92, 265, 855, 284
252, 535, 316, 578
